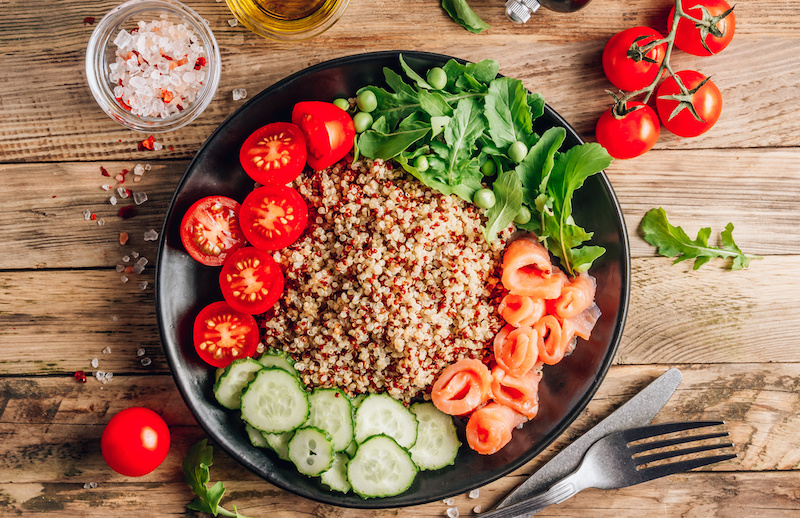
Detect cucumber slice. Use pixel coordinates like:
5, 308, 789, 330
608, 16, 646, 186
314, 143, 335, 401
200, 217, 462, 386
351, 394, 366, 409
257, 348, 297, 375
305, 388, 354, 452
408, 402, 460, 470
213, 358, 263, 410
288, 427, 334, 476
241, 368, 309, 433
263, 431, 294, 461
347, 434, 418, 498
245, 423, 268, 448
320, 452, 351, 493
344, 440, 358, 458
354, 394, 418, 449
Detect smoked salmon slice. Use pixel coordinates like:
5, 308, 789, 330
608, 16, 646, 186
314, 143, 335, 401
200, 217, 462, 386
493, 324, 539, 378
466, 402, 527, 455
431, 358, 493, 416
498, 294, 546, 328
563, 303, 602, 340
490, 365, 542, 419
502, 235, 566, 299
534, 315, 570, 365
548, 273, 597, 319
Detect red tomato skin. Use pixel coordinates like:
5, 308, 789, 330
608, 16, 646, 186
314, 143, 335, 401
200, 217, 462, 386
656, 70, 722, 138
291, 101, 355, 171
193, 301, 259, 368
669, 0, 735, 56
220, 247, 285, 315
240, 185, 309, 251
596, 102, 660, 160
239, 122, 307, 185
602, 27, 667, 92
101, 407, 170, 477
180, 196, 247, 267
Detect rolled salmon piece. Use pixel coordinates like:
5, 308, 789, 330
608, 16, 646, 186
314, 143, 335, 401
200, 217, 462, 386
498, 294, 546, 328
490, 365, 542, 419
548, 273, 597, 319
431, 358, 493, 416
466, 402, 527, 455
502, 235, 567, 300
493, 324, 539, 378
534, 314, 568, 365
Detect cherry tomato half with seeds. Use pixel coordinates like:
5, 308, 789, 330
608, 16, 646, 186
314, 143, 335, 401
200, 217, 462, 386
291, 101, 356, 171
101, 407, 170, 477
239, 122, 307, 185
602, 27, 667, 92
180, 196, 247, 266
670, 0, 735, 56
656, 70, 722, 138
193, 301, 259, 368
239, 184, 308, 251
220, 247, 284, 315
596, 102, 660, 160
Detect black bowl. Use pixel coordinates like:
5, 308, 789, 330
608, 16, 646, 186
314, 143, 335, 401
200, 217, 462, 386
155, 50, 630, 508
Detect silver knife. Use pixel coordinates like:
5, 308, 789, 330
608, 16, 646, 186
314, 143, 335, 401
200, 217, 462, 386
494, 367, 683, 510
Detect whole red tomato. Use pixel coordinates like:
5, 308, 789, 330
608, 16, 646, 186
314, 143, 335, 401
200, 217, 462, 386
602, 27, 667, 92
291, 101, 356, 171
656, 70, 722, 137
101, 407, 170, 477
595, 102, 660, 159
669, 0, 735, 56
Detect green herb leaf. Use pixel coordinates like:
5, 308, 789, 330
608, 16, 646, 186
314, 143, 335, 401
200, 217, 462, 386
399, 54, 433, 89
484, 77, 533, 149
641, 207, 759, 270
357, 115, 431, 159
418, 89, 454, 117
440, 0, 491, 34
183, 439, 253, 518
515, 126, 566, 206
484, 169, 523, 242
442, 98, 487, 184
442, 59, 499, 91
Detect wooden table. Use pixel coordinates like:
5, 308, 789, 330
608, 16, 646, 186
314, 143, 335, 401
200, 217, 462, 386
2, 0, 799, 515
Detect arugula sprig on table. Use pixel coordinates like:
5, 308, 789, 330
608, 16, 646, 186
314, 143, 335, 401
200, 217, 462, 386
641, 207, 760, 270
356, 55, 612, 275
183, 439, 252, 518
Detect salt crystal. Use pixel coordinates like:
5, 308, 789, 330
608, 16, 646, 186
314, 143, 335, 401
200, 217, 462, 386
446, 507, 459, 518
115, 264, 124, 272
144, 229, 159, 241
109, 196, 117, 205
104, 372, 114, 381
113, 29, 132, 49
136, 257, 149, 267
141, 357, 152, 366
133, 192, 148, 205
122, 255, 130, 262
101, 184, 110, 191
144, 163, 151, 171
132, 251, 140, 258
95, 371, 105, 381
118, 187, 129, 199
83, 482, 98, 489
228, 18, 238, 27
132, 263, 145, 275
139, 281, 149, 290
137, 348, 146, 357
468, 489, 480, 499
472, 505, 482, 514
134, 176, 142, 183
120, 275, 129, 283
103, 347, 112, 354
91, 358, 99, 368
443, 498, 455, 506
83, 210, 91, 220
97, 218, 105, 226
232, 88, 247, 101
134, 164, 145, 175
153, 141, 163, 151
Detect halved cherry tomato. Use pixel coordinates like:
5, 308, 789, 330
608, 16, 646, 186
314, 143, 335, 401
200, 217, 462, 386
595, 102, 660, 159
219, 247, 284, 315
602, 27, 667, 92
670, 0, 735, 56
656, 70, 722, 138
180, 196, 247, 266
239, 122, 307, 185
101, 407, 170, 477
192, 301, 259, 368
291, 101, 355, 171
239, 185, 308, 250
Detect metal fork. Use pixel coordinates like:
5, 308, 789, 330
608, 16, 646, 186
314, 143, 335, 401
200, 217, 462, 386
481, 421, 736, 518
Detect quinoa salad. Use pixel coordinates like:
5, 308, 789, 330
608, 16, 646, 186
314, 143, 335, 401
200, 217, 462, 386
261, 158, 512, 404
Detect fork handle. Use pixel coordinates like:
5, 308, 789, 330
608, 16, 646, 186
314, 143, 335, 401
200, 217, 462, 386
480, 474, 583, 518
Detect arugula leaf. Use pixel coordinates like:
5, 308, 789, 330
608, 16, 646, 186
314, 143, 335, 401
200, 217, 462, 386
484, 169, 523, 242
515, 126, 566, 206
484, 77, 533, 149
641, 207, 760, 270
183, 439, 252, 518
440, 0, 491, 34
442, 59, 499, 90
397, 153, 482, 202
357, 115, 431, 159
442, 97, 487, 184
418, 89, 454, 117
527, 92, 545, 121
399, 54, 433, 89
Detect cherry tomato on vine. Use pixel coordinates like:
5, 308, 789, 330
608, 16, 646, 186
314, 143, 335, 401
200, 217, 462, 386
219, 247, 284, 315
193, 301, 259, 368
180, 196, 247, 267
595, 102, 660, 160
101, 407, 170, 477
656, 70, 722, 138
669, 0, 735, 56
239, 122, 307, 185
602, 27, 667, 92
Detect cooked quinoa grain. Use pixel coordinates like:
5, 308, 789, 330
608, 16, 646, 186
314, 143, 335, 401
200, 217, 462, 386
260, 159, 511, 403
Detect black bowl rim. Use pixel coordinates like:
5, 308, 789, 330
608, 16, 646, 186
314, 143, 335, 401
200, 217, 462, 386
156, 49, 631, 509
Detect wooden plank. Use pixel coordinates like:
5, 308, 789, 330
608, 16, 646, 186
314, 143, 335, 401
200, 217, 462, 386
1, 147, 797, 270
1, 364, 799, 514
0, 1, 798, 162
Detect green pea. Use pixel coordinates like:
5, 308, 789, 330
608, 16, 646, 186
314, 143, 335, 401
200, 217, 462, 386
480, 159, 496, 176
508, 141, 528, 163
514, 205, 532, 225
413, 155, 429, 172
356, 90, 378, 113
473, 188, 496, 210
353, 111, 373, 133
333, 98, 350, 111
426, 67, 447, 90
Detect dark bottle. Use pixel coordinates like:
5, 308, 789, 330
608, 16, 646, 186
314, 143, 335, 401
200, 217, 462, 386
506, 0, 593, 23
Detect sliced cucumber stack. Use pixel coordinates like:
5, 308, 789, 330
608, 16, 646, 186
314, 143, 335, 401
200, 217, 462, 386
347, 434, 418, 498
214, 358, 263, 410
354, 393, 418, 449
305, 388, 354, 452
241, 367, 309, 434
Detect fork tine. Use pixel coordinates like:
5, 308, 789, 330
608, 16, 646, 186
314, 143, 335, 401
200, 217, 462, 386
638, 453, 738, 483
635, 442, 735, 465
629, 431, 730, 454
621, 421, 726, 442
